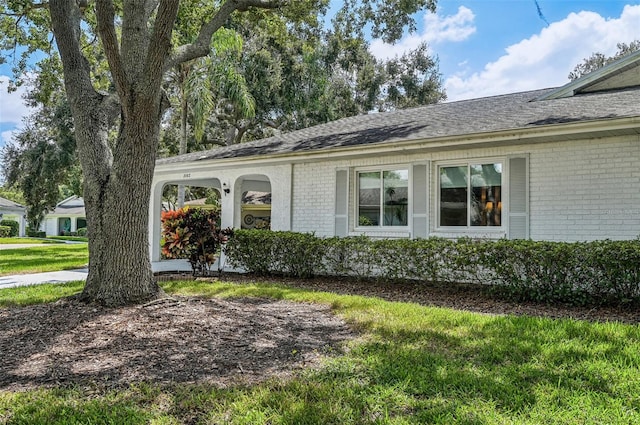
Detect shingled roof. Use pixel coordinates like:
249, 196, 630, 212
158, 51, 640, 166
51, 196, 85, 216
0, 196, 24, 211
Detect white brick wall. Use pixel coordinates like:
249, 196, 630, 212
289, 134, 640, 242
291, 163, 336, 236
528, 136, 640, 241
152, 133, 639, 251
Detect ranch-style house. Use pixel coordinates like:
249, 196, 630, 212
149, 50, 640, 265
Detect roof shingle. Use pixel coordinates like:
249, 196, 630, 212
158, 86, 640, 165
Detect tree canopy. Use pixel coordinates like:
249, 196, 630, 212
159, 10, 445, 153
569, 40, 640, 81
1, 84, 82, 230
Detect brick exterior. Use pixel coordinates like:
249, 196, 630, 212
288, 134, 639, 241
528, 136, 640, 241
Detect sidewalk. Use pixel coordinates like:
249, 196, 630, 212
0, 260, 195, 290
0, 269, 89, 289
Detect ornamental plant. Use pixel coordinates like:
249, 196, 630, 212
161, 207, 232, 276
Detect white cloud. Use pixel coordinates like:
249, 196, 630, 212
1, 129, 16, 146
0, 75, 33, 148
0, 75, 32, 125
445, 5, 640, 101
370, 6, 476, 60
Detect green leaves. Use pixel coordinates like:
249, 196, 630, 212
332, 0, 437, 44
225, 231, 640, 307
161, 207, 233, 276
1, 96, 80, 231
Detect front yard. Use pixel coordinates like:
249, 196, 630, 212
0, 244, 88, 276
1, 278, 639, 424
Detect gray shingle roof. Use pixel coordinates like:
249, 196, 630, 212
158, 86, 640, 165
0, 196, 24, 210
51, 196, 85, 216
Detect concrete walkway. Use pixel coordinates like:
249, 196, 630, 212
0, 244, 51, 250
0, 269, 89, 289
0, 259, 196, 290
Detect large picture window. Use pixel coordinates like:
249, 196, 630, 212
358, 169, 409, 227
439, 162, 502, 227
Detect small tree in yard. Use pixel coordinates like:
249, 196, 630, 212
161, 208, 232, 276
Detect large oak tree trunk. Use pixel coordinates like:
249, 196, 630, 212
49, 0, 173, 306
80, 108, 163, 306
47, 0, 282, 306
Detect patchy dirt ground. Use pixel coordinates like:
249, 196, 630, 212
2, 274, 639, 392
0, 295, 354, 392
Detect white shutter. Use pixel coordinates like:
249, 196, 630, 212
412, 163, 429, 238
508, 155, 529, 239
334, 169, 349, 237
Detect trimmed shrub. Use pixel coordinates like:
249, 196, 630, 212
323, 235, 378, 279
76, 227, 88, 236
0, 220, 19, 237
0, 226, 12, 237
224, 230, 640, 306
224, 229, 323, 278
26, 230, 46, 238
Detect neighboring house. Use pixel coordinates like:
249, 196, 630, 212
149, 50, 640, 263
42, 196, 87, 236
0, 196, 26, 236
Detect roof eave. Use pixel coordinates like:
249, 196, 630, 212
537, 50, 640, 101
154, 116, 640, 174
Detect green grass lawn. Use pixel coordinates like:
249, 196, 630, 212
1, 279, 639, 424
0, 238, 61, 244
0, 244, 88, 276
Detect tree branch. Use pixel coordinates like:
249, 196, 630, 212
165, 0, 285, 71
144, 0, 180, 98
49, 0, 96, 101
101, 92, 121, 127
143, 0, 160, 21
49, 0, 113, 186
95, 0, 129, 114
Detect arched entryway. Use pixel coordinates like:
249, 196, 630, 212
149, 177, 221, 265
234, 174, 272, 230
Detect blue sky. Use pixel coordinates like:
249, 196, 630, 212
368, 0, 640, 100
1, 1, 639, 149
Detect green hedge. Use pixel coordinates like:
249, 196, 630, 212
0, 225, 12, 237
27, 229, 46, 238
224, 230, 323, 278
224, 230, 640, 306
0, 220, 19, 237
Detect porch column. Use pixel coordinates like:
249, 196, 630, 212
220, 179, 236, 229
19, 214, 26, 237
270, 164, 292, 231
148, 180, 165, 262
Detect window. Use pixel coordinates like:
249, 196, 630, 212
358, 169, 409, 227
439, 162, 502, 228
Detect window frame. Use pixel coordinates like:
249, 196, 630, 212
354, 165, 411, 230
436, 158, 506, 233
